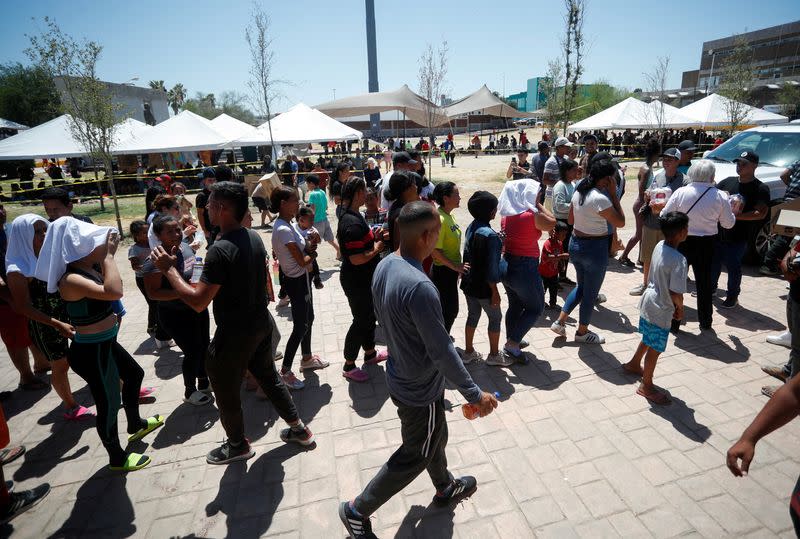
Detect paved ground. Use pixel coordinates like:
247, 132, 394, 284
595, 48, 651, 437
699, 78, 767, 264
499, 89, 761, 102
1, 154, 798, 538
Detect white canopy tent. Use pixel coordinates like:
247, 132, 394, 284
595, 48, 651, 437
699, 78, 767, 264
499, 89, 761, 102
234, 103, 363, 146
569, 97, 700, 131
114, 110, 229, 155
0, 118, 29, 130
445, 85, 537, 119
315, 85, 448, 127
679, 93, 789, 127
646, 100, 700, 129
210, 113, 259, 140
0, 115, 152, 160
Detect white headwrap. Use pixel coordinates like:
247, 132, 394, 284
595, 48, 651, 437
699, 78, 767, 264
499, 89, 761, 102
5, 214, 48, 277
34, 216, 115, 293
498, 178, 541, 217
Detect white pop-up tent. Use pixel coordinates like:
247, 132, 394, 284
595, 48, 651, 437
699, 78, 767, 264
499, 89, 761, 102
234, 103, 363, 146
445, 85, 537, 119
210, 113, 259, 140
0, 115, 152, 160
114, 110, 229, 155
315, 85, 448, 127
568, 97, 653, 130
0, 118, 29, 131
680, 93, 788, 127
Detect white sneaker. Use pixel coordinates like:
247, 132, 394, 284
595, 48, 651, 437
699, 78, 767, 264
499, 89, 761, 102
629, 284, 646, 296
277, 297, 290, 308
461, 350, 483, 365
767, 331, 792, 349
575, 331, 605, 344
486, 352, 515, 367
550, 321, 566, 337
596, 294, 607, 304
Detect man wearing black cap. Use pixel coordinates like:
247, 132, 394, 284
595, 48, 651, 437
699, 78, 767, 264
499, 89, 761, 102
677, 140, 697, 175
712, 151, 769, 308
532, 141, 550, 181
378, 152, 417, 210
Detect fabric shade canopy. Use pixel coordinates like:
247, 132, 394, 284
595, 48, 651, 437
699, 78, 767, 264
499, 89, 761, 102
569, 97, 698, 131
114, 110, 229, 155
234, 103, 362, 146
445, 85, 537, 119
679, 93, 788, 127
210, 113, 258, 140
0, 115, 151, 160
646, 100, 700, 129
315, 85, 448, 127
0, 118, 29, 130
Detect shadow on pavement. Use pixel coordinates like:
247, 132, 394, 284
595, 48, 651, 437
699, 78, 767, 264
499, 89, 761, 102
150, 403, 218, 450
346, 365, 389, 418
51, 469, 134, 538
647, 393, 711, 443
13, 419, 92, 481
395, 502, 455, 538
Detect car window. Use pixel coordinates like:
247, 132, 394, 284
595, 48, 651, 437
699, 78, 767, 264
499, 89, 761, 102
705, 131, 799, 168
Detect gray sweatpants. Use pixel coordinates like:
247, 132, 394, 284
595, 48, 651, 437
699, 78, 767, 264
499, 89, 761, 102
353, 395, 453, 516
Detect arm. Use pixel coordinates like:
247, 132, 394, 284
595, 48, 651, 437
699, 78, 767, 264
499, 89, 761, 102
600, 188, 625, 228
736, 201, 768, 221
506, 162, 515, 179
568, 203, 575, 226
7, 272, 74, 337
151, 245, 219, 312
718, 193, 737, 230
727, 374, 800, 476
348, 241, 384, 266
286, 242, 313, 269
196, 207, 210, 236
534, 204, 556, 233
670, 290, 684, 321
60, 256, 123, 302
781, 167, 791, 186
143, 271, 179, 301
430, 248, 464, 273
128, 256, 143, 273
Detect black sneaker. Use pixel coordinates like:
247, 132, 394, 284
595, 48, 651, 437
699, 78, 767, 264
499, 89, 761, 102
206, 439, 255, 465
339, 501, 376, 538
0, 483, 50, 525
433, 476, 477, 506
280, 426, 315, 446
619, 257, 635, 268
721, 297, 738, 309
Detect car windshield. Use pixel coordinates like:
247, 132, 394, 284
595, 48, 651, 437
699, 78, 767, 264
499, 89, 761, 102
705, 131, 798, 168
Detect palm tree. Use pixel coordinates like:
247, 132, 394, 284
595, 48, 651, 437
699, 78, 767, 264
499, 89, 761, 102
167, 83, 186, 115
149, 80, 166, 92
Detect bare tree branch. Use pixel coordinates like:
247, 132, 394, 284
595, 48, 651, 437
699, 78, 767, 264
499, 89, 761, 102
417, 40, 449, 174
642, 56, 671, 140
718, 35, 754, 132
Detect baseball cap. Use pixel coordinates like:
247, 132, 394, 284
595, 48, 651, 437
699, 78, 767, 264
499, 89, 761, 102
678, 140, 697, 152
734, 150, 759, 165
661, 148, 681, 160
537, 140, 550, 150
392, 151, 417, 165
554, 136, 574, 148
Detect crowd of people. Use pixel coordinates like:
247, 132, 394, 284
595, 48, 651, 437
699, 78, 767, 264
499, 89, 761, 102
0, 136, 799, 536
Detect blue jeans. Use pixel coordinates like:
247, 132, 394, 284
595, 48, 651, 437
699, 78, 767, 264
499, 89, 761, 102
562, 237, 609, 326
502, 255, 544, 343
711, 240, 747, 299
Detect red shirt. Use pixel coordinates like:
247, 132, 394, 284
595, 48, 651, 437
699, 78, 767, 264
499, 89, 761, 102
501, 210, 541, 258
539, 238, 562, 278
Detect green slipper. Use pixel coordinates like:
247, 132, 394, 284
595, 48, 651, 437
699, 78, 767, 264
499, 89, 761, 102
109, 452, 151, 472
127, 414, 165, 442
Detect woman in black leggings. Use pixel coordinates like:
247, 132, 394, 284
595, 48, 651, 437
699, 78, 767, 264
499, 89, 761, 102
429, 181, 464, 334
143, 215, 212, 406
336, 178, 388, 383
42, 217, 163, 472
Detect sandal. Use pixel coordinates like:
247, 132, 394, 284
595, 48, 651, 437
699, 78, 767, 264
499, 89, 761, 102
128, 414, 165, 442
109, 452, 151, 472
63, 405, 95, 421
364, 348, 389, 365
0, 446, 25, 466
299, 355, 330, 371
636, 386, 671, 405
139, 386, 155, 399
18, 378, 49, 391
183, 391, 212, 407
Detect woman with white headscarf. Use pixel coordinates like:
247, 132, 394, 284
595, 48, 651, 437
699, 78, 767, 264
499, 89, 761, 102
498, 178, 555, 364
5, 214, 93, 420
35, 217, 163, 472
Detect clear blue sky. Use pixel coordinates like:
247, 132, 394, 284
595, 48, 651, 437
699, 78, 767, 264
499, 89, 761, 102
1, 0, 798, 113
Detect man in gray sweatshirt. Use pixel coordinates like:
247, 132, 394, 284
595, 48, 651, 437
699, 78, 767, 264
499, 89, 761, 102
339, 201, 498, 539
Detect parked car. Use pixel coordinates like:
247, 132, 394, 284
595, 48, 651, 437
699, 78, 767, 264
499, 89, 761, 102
702, 123, 800, 261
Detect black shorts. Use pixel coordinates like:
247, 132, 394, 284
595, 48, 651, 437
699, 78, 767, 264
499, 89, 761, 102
29, 320, 69, 362
252, 196, 268, 212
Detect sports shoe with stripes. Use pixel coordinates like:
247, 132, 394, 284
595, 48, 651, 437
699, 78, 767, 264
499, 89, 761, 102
433, 475, 478, 506
339, 501, 377, 538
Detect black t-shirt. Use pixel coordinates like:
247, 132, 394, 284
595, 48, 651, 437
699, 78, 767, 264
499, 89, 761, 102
195, 188, 220, 239
364, 167, 381, 188
200, 227, 268, 330
337, 208, 379, 284
512, 160, 531, 180
717, 176, 770, 243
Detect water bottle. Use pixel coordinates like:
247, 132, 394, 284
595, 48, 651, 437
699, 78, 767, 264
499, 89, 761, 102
190, 256, 203, 284
272, 258, 280, 285
462, 392, 501, 420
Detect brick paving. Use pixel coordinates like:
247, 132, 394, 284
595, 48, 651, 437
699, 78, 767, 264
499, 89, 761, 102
2, 167, 798, 538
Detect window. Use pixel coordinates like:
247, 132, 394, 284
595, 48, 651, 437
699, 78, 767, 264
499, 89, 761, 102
706, 131, 799, 168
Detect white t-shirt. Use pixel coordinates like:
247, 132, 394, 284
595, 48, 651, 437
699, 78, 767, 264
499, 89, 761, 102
271, 217, 307, 278
378, 171, 394, 210
639, 241, 688, 328
571, 188, 612, 236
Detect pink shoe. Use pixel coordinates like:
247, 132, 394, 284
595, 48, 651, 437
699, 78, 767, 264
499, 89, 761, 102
139, 386, 155, 398
64, 405, 95, 421
342, 367, 369, 382
364, 348, 389, 365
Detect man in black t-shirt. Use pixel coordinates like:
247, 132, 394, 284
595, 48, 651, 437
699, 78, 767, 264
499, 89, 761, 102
194, 167, 218, 247
152, 181, 314, 465
712, 151, 770, 308
506, 148, 531, 180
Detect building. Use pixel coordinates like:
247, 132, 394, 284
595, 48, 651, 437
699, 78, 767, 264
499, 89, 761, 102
505, 77, 551, 113
53, 78, 170, 125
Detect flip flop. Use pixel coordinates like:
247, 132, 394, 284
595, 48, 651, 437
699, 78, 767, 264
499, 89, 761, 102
363, 348, 389, 366
636, 387, 671, 405
183, 391, 212, 406
127, 414, 165, 442
0, 446, 25, 466
138, 386, 155, 399
109, 452, 151, 472
63, 405, 95, 421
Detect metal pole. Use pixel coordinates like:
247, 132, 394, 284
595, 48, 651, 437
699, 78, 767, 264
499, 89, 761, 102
365, 0, 381, 136
707, 50, 716, 94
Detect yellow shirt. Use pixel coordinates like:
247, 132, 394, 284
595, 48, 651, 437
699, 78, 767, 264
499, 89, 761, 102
435, 208, 462, 265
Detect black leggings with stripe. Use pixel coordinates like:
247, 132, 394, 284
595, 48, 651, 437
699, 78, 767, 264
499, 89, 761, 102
67, 337, 145, 466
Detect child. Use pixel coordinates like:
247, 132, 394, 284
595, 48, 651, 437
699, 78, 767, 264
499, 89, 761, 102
362, 187, 387, 227
540, 221, 570, 309
127, 220, 170, 347
623, 211, 689, 405
296, 206, 323, 289
306, 174, 340, 260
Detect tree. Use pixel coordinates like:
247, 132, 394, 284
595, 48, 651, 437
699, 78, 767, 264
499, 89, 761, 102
26, 17, 125, 234
718, 36, 755, 131
541, 60, 564, 139
560, 0, 586, 135
642, 56, 671, 140
0, 63, 61, 127
417, 40, 449, 171
183, 92, 219, 119
776, 84, 800, 116
149, 80, 166, 92
245, 3, 281, 160
167, 83, 186, 115
219, 91, 256, 124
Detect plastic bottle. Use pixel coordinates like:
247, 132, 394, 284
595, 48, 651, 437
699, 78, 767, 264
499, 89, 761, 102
190, 256, 203, 284
462, 392, 501, 420
272, 258, 280, 285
